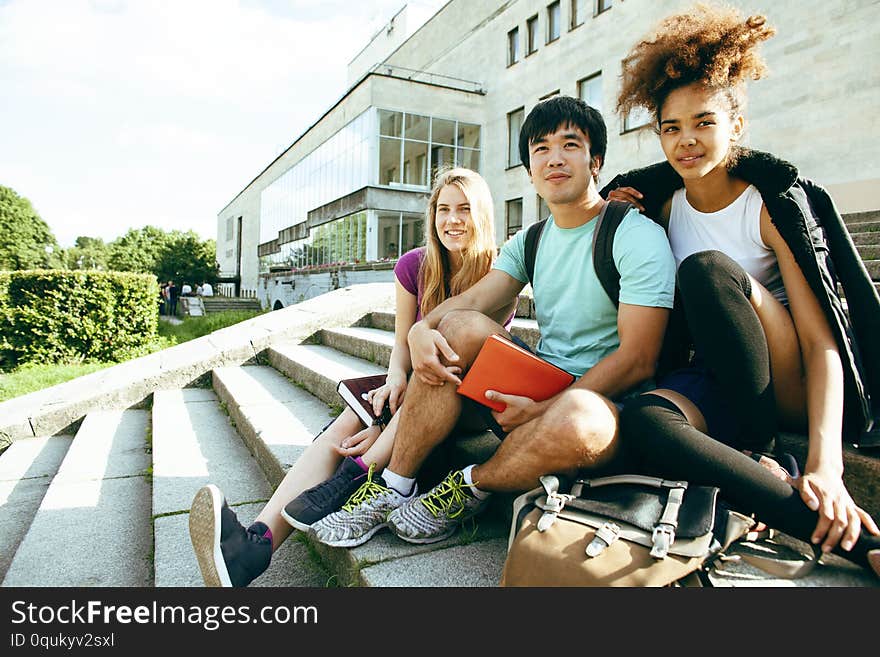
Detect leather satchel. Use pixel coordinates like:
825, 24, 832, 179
500, 474, 755, 587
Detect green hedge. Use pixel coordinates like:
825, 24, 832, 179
0, 269, 159, 368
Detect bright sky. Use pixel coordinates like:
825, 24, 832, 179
0, 0, 445, 248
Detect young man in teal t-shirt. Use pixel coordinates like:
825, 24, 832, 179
309, 95, 676, 548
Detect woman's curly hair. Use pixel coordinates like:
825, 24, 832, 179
617, 3, 776, 123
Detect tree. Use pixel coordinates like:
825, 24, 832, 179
107, 226, 170, 274
0, 185, 61, 270
156, 231, 218, 287
65, 236, 110, 270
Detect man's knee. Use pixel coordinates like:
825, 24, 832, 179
541, 389, 619, 464
437, 309, 498, 356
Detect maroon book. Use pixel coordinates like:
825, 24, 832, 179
336, 374, 392, 427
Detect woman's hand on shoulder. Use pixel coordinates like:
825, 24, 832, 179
797, 467, 880, 553
607, 186, 645, 212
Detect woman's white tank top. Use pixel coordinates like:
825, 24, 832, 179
668, 185, 788, 305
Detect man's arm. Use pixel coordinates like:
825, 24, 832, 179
409, 269, 525, 385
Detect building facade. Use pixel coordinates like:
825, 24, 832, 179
216, 0, 880, 309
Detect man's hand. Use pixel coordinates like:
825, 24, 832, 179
607, 186, 645, 212
797, 467, 880, 553
408, 323, 462, 386
486, 390, 542, 433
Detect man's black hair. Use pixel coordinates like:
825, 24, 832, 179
518, 95, 607, 176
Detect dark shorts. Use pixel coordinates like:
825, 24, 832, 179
655, 357, 741, 448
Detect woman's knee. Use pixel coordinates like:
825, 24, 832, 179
678, 249, 752, 300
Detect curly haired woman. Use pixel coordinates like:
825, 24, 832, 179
605, 3, 880, 577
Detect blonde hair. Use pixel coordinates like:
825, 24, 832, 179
419, 167, 497, 316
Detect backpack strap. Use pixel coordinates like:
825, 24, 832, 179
524, 200, 632, 304
524, 218, 548, 288
591, 200, 633, 308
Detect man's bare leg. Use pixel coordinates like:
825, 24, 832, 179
388, 310, 510, 478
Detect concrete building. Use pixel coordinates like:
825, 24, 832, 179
216, 0, 880, 309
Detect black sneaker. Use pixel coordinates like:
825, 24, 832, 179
280, 456, 368, 531
189, 484, 272, 587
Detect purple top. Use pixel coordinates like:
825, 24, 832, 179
393, 247, 514, 328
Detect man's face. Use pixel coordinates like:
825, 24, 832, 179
527, 124, 597, 207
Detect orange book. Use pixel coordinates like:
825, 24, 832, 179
457, 334, 575, 412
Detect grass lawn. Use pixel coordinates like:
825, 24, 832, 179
0, 309, 266, 403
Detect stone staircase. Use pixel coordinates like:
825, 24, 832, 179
844, 210, 880, 294
2, 292, 878, 588
200, 297, 263, 314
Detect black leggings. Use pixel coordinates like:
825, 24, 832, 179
676, 249, 777, 453
620, 251, 879, 570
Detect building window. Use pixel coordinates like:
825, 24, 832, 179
538, 196, 551, 222
540, 89, 560, 101
526, 15, 538, 55
570, 0, 587, 28
547, 2, 560, 43
595, 0, 612, 15
508, 107, 525, 168
506, 198, 523, 238
623, 106, 652, 133
578, 72, 602, 113
507, 27, 519, 66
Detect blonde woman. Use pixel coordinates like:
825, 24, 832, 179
189, 167, 513, 586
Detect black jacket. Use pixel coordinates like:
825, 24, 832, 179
600, 149, 880, 447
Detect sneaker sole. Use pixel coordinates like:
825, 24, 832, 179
279, 507, 312, 532
189, 485, 232, 587
309, 521, 390, 548
392, 526, 458, 545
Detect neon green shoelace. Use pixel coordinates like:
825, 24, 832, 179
341, 463, 387, 512
420, 472, 476, 519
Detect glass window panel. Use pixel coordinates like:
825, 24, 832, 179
403, 140, 429, 186
431, 118, 455, 146
378, 213, 401, 259
507, 27, 519, 65
624, 105, 652, 132
597, 0, 612, 14
538, 196, 551, 222
508, 108, 524, 167
379, 137, 402, 185
527, 15, 538, 54
405, 113, 430, 141
401, 213, 424, 253
457, 122, 480, 150
379, 109, 403, 137
547, 1, 560, 42
506, 198, 523, 238
456, 147, 480, 173
578, 73, 603, 113
430, 145, 455, 179
571, 0, 586, 28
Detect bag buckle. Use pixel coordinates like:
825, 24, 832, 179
585, 522, 620, 557
650, 524, 676, 559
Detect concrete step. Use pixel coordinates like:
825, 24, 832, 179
151, 387, 329, 587
268, 342, 385, 406
0, 435, 73, 583
844, 212, 880, 227
2, 410, 152, 586
850, 231, 880, 246
865, 260, 880, 279
857, 245, 880, 261
211, 366, 335, 487
320, 326, 396, 369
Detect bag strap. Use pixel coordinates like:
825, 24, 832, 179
523, 218, 547, 288
590, 199, 632, 308
522, 200, 632, 306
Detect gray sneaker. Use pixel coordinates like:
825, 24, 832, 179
309, 465, 415, 548
388, 469, 489, 544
